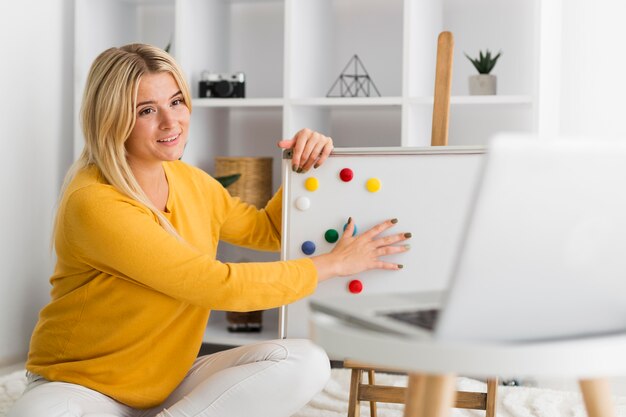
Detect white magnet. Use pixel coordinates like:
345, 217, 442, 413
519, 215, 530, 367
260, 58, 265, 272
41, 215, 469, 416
295, 196, 311, 211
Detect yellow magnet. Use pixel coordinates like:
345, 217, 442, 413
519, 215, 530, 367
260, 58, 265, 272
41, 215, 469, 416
305, 177, 319, 192
366, 178, 381, 193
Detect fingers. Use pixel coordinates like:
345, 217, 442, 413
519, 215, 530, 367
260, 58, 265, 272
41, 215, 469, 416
375, 244, 410, 258
314, 139, 333, 169
331, 217, 410, 275
374, 231, 412, 248
373, 261, 405, 271
361, 218, 400, 240
279, 128, 333, 173
339, 217, 355, 241
276, 138, 294, 149
300, 139, 329, 172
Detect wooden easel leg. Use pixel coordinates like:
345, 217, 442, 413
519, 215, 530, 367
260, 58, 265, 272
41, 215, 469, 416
579, 378, 617, 417
348, 368, 362, 417
367, 369, 378, 417
404, 373, 457, 417
485, 378, 498, 417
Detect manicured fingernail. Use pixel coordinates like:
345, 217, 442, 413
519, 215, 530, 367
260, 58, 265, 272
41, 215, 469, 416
348, 217, 352, 224
297, 167, 303, 173
314, 163, 320, 169
292, 164, 297, 172
397, 264, 404, 269
404, 232, 412, 238
404, 244, 411, 250
301, 168, 309, 174
390, 218, 398, 224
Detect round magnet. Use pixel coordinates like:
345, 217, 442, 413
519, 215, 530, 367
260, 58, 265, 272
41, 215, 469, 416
348, 279, 363, 294
305, 177, 319, 192
366, 178, 381, 193
339, 168, 354, 182
301, 241, 316, 255
324, 229, 339, 243
295, 196, 311, 211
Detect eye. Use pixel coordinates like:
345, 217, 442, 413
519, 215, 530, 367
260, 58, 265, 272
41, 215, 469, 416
172, 97, 184, 106
139, 107, 154, 116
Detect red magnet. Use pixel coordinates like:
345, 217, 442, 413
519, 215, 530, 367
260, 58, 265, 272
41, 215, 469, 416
348, 279, 363, 294
339, 168, 354, 182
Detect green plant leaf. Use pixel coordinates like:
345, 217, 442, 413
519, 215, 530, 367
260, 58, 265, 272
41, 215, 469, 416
465, 49, 502, 74
215, 173, 241, 188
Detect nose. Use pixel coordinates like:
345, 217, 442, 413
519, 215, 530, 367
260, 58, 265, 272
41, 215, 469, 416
159, 108, 176, 130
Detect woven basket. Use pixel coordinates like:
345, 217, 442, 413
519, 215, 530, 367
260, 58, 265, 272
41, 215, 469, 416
215, 157, 273, 332
215, 157, 273, 208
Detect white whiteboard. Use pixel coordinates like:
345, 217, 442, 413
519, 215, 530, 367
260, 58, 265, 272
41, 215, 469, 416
280, 146, 485, 338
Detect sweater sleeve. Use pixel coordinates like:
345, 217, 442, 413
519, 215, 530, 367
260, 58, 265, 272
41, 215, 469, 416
61, 185, 317, 311
218, 186, 283, 251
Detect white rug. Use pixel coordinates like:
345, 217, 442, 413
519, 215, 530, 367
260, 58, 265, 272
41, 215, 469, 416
296, 370, 626, 417
3, 368, 626, 417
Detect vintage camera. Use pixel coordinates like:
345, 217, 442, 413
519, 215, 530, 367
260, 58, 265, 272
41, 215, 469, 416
199, 71, 246, 98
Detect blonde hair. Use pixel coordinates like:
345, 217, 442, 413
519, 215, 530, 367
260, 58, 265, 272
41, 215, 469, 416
60, 43, 192, 238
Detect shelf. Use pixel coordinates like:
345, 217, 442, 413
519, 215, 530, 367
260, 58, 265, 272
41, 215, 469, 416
118, 0, 172, 4
410, 95, 534, 105
192, 98, 284, 108
204, 309, 280, 346
289, 97, 403, 108
191, 96, 530, 108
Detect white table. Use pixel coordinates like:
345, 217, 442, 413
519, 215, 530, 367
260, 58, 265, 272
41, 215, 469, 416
311, 312, 626, 417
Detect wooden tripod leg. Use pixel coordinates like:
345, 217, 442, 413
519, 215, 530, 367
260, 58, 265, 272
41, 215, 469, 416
431, 31, 454, 147
579, 378, 617, 417
404, 373, 457, 417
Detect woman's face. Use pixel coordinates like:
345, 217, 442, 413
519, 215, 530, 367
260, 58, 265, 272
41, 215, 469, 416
125, 72, 190, 169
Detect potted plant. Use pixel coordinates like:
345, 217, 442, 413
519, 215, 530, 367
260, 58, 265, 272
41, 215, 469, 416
464, 49, 501, 95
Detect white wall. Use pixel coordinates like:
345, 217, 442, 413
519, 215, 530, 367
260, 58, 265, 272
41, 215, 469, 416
538, 0, 626, 137
0, 0, 74, 366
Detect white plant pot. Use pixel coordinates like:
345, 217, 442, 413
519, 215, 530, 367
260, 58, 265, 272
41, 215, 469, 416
469, 74, 497, 95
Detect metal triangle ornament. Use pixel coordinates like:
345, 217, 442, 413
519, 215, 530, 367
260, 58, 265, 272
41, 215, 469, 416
327, 54, 381, 97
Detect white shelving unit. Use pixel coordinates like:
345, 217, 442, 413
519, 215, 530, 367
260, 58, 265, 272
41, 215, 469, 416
75, 0, 541, 346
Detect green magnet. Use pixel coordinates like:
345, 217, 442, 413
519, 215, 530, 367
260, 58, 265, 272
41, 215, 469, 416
325, 229, 339, 243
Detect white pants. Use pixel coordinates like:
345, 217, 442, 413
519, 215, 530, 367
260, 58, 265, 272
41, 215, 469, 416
8, 338, 330, 417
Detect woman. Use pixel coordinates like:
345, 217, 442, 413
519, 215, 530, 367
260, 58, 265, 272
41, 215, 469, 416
8, 43, 410, 417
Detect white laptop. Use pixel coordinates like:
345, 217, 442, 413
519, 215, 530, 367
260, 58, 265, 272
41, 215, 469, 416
310, 134, 626, 343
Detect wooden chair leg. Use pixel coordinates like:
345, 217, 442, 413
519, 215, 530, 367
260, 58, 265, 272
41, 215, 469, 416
367, 369, 378, 417
404, 373, 457, 417
348, 368, 362, 417
485, 378, 498, 417
579, 378, 617, 417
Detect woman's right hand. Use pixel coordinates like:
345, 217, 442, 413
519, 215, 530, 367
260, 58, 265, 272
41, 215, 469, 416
310, 218, 411, 282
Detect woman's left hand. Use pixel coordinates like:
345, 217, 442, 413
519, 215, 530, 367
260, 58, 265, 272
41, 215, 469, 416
277, 128, 333, 173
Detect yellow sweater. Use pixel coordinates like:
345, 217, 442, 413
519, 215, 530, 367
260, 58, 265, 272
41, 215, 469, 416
26, 161, 317, 408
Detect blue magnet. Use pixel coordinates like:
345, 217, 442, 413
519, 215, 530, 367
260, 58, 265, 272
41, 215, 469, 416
301, 240, 316, 255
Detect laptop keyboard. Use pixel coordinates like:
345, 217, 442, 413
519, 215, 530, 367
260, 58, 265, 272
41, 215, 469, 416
384, 309, 440, 330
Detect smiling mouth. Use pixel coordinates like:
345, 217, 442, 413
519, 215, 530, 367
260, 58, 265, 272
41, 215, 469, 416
157, 134, 180, 143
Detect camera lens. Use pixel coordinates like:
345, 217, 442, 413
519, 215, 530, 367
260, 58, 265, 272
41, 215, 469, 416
214, 80, 234, 97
